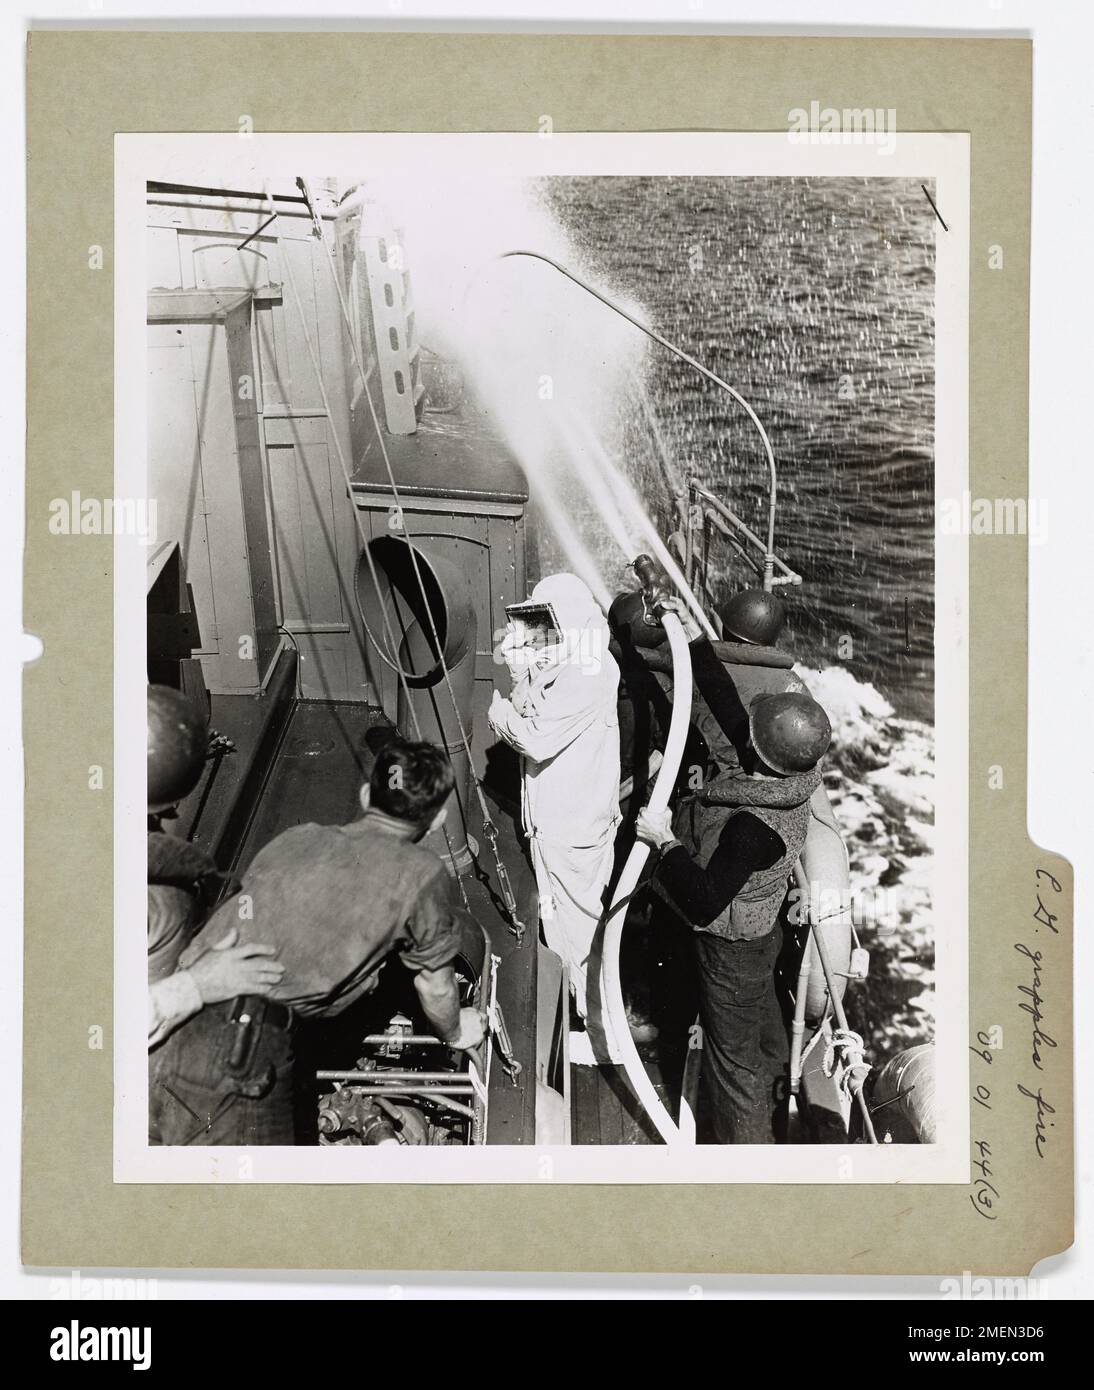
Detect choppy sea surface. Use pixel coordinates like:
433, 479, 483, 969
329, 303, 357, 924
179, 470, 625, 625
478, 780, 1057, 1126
544, 176, 938, 1063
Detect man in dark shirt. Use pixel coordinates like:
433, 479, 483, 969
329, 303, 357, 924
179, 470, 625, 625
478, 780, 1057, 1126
149, 740, 485, 1146
635, 601, 832, 1144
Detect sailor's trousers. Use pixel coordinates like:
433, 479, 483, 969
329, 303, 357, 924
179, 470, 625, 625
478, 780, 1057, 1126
693, 926, 787, 1144
530, 830, 616, 1020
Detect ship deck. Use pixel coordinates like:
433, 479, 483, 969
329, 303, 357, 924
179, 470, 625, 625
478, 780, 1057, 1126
175, 674, 682, 1147
571, 1053, 674, 1146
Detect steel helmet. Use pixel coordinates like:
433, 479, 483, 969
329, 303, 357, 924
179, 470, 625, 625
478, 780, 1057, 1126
148, 685, 208, 812
748, 691, 831, 775
718, 588, 786, 646
608, 590, 667, 650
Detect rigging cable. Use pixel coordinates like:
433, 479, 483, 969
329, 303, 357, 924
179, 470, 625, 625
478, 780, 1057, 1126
280, 179, 525, 939
258, 183, 473, 914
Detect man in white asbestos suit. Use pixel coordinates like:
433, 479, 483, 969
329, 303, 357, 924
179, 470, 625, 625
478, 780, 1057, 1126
488, 574, 621, 1059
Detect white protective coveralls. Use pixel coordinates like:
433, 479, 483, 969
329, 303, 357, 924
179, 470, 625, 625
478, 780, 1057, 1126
488, 574, 621, 1018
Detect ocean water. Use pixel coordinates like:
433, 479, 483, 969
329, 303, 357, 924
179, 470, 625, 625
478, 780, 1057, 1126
546, 175, 936, 724
540, 176, 938, 1064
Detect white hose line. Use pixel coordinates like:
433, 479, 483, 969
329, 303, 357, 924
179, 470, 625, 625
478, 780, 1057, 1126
598, 611, 694, 1146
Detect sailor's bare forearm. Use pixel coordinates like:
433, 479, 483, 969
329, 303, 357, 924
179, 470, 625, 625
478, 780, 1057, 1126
413, 964, 461, 1043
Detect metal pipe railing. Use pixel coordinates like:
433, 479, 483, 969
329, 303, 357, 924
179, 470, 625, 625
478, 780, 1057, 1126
699, 506, 764, 580
371, 1091, 477, 1121
788, 932, 816, 1100
688, 479, 802, 589
316, 1071, 473, 1084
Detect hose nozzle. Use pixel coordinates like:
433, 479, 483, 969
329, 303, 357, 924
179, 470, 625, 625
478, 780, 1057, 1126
632, 553, 672, 626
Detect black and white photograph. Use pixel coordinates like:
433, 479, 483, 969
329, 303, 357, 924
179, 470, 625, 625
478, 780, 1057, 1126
120, 133, 969, 1181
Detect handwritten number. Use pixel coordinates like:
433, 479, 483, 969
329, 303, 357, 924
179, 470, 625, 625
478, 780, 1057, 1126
970, 1179, 999, 1221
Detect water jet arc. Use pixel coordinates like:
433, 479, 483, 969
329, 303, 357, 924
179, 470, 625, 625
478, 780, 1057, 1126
497, 248, 780, 579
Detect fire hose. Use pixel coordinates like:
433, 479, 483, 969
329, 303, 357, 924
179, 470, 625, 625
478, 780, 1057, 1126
597, 562, 695, 1146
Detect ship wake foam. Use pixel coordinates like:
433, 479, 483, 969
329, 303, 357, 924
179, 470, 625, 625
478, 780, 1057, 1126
796, 662, 935, 1065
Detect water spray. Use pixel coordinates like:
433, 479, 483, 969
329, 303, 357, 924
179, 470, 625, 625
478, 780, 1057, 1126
497, 248, 782, 587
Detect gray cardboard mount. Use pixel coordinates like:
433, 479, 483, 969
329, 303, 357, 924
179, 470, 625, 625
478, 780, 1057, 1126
23, 32, 1072, 1274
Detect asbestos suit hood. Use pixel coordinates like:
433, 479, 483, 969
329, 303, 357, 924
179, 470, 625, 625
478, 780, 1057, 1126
530, 573, 610, 673
532, 572, 603, 631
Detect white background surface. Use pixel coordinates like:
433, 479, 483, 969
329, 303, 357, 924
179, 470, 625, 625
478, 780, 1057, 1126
1, 0, 1090, 1299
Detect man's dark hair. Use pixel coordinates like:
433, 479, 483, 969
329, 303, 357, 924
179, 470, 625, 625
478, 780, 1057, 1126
369, 739, 455, 826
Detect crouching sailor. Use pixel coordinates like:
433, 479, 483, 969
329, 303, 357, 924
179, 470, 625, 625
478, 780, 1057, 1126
488, 573, 621, 1045
148, 740, 485, 1145
146, 685, 285, 1049
636, 640, 832, 1144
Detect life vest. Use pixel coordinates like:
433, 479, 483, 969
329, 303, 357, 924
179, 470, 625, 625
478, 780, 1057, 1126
673, 793, 812, 941
692, 645, 806, 778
